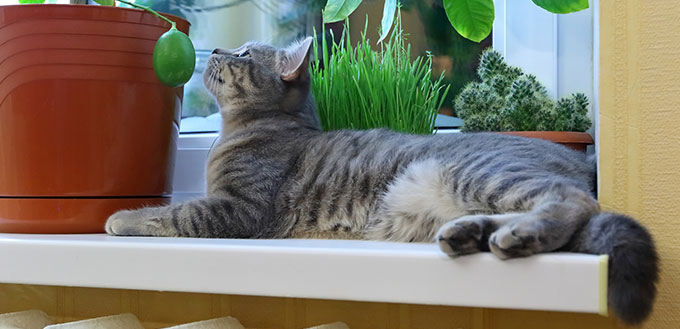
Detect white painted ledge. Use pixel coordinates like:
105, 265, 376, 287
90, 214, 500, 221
0, 234, 607, 316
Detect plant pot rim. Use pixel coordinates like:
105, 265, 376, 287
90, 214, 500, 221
1, 3, 190, 28
496, 131, 594, 144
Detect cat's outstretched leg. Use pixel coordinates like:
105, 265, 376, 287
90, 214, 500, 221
106, 204, 177, 236
106, 197, 278, 238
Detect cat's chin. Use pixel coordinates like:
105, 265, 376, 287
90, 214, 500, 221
218, 106, 231, 115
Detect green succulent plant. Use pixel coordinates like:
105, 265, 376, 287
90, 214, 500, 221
454, 49, 591, 132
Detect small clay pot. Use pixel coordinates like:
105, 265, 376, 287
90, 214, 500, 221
497, 131, 594, 152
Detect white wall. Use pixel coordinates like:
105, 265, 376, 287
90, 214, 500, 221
493, 0, 594, 103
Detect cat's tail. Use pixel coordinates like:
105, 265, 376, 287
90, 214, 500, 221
566, 212, 659, 325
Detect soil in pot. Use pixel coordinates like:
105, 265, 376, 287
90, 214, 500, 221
497, 131, 594, 152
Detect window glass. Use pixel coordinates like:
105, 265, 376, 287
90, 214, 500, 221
129, 0, 487, 133
126, 0, 318, 133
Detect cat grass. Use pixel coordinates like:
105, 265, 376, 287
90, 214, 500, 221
311, 16, 450, 134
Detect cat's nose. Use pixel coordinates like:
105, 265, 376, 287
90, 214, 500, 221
212, 48, 226, 55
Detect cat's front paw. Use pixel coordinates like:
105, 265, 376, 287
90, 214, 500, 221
488, 222, 541, 259
436, 216, 492, 257
105, 209, 164, 236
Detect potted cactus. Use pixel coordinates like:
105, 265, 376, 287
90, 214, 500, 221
454, 49, 593, 151
0, 1, 195, 233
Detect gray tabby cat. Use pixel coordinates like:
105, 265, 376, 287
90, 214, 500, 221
106, 37, 658, 325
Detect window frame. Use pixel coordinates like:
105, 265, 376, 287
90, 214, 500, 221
172, 1, 598, 201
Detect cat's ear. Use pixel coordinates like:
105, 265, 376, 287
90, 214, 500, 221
280, 37, 313, 82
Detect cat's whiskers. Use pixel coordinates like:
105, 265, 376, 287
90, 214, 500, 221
206, 62, 219, 92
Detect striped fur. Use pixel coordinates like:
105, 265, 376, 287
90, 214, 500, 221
105, 39, 658, 324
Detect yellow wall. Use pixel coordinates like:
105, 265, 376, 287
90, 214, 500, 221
599, 0, 680, 327
2, 0, 678, 328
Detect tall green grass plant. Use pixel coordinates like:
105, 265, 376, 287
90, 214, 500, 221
311, 14, 449, 134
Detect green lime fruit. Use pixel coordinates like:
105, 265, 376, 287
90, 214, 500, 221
153, 27, 196, 87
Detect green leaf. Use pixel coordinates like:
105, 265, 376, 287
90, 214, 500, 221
531, 0, 589, 14
18, 0, 45, 3
323, 0, 363, 23
93, 0, 115, 6
378, 0, 397, 44
443, 0, 494, 43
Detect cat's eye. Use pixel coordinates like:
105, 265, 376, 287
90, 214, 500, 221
237, 49, 251, 58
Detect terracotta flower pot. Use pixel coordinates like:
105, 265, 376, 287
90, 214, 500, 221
0, 5, 191, 233
497, 131, 594, 152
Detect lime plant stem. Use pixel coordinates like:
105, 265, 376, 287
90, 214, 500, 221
116, 0, 177, 30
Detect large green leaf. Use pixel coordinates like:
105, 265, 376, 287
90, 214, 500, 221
531, 0, 589, 14
323, 0, 363, 23
443, 0, 494, 43
18, 0, 45, 3
378, 0, 397, 43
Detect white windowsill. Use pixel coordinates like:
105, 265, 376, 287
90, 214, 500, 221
0, 234, 608, 316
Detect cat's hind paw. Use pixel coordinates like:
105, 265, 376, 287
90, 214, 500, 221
436, 216, 493, 257
488, 222, 542, 259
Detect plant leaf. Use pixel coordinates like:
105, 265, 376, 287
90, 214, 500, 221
93, 0, 115, 6
443, 0, 494, 43
378, 0, 397, 44
18, 0, 45, 3
323, 0, 363, 23
531, 0, 588, 14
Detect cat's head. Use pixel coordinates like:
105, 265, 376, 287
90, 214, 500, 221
204, 37, 320, 130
